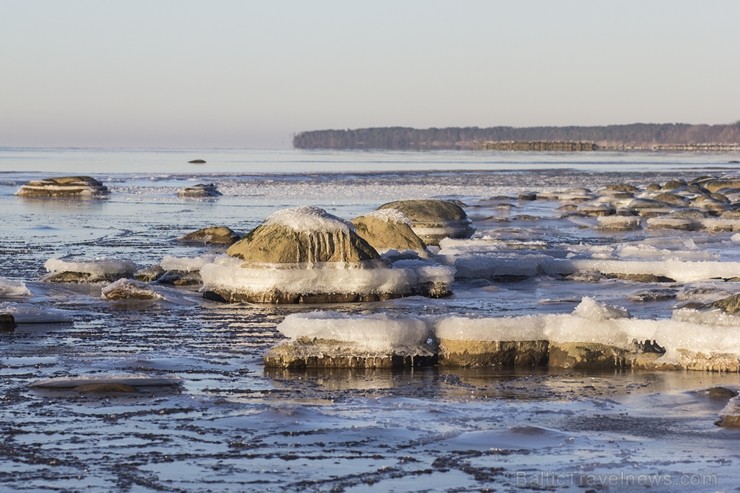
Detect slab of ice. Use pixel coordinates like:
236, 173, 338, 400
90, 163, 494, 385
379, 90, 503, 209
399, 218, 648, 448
160, 254, 216, 272
0, 279, 31, 298
435, 298, 740, 364
44, 258, 137, 277
200, 255, 454, 297
277, 312, 432, 352
541, 258, 737, 282
29, 374, 182, 388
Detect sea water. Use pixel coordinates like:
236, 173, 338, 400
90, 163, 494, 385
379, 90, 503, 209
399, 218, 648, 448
0, 148, 739, 492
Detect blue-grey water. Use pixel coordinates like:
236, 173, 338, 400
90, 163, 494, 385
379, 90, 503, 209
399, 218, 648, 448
1, 148, 738, 492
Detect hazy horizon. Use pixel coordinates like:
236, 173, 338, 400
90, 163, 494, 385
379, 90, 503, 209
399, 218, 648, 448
2, 0, 739, 149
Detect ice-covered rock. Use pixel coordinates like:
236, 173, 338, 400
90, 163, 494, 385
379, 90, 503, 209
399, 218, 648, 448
179, 226, 240, 245
264, 312, 437, 368
15, 176, 109, 198
351, 209, 429, 258
0, 279, 31, 298
0, 304, 74, 324
101, 279, 164, 301
176, 183, 222, 198
718, 396, 740, 428
377, 199, 474, 245
201, 207, 454, 303
134, 265, 165, 282
43, 258, 136, 283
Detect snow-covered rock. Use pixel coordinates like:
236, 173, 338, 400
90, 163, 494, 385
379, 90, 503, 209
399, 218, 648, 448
43, 258, 136, 283
351, 209, 429, 257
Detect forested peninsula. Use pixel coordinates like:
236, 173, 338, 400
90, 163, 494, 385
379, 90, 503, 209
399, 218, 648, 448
293, 123, 740, 151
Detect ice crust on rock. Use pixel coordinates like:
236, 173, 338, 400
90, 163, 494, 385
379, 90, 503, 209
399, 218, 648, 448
202, 206, 454, 303
15, 176, 109, 198
0, 279, 31, 298
200, 255, 454, 302
101, 279, 164, 301
268, 298, 740, 370
278, 312, 432, 352
264, 206, 353, 234
0, 304, 74, 324
44, 258, 137, 282
160, 254, 216, 273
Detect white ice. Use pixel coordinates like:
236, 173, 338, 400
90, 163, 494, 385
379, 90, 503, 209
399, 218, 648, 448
0, 303, 74, 324
0, 279, 31, 298
160, 254, 216, 272
101, 278, 164, 300
44, 258, 137, 276
200, 256, 454, 297
264, 206, 353, 234
277, 311, 432, 352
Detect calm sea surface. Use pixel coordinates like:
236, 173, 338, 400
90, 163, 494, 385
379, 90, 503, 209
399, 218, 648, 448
1, 148, 738, 492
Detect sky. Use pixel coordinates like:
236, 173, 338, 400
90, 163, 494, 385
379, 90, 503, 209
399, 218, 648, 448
1, 0, 739, 149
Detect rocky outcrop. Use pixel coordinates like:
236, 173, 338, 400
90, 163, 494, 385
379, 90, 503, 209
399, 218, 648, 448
377, 199, 474, 245
351, 209, 428, 257
177, 183, 222, 198
179, 226, 240, 245
201, 207, 454, 303
15, 176, 109, 198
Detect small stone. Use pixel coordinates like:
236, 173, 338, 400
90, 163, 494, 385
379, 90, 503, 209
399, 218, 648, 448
177, 183, 222, 198
179, 226, 240, 245
188, 159, 206, 164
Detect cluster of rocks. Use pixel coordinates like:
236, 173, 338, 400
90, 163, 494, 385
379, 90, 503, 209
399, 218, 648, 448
34, 199, 472, 304
200, 200, 467, 303
523, 176, 740, 232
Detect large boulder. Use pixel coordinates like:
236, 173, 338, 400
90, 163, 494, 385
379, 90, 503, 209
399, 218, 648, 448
377, 199, 474, 245
351, 209, 428, 258
201, 206, 454, 303
15, 176, 109, 198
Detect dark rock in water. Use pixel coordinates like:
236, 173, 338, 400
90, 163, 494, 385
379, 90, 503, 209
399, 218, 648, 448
75, 383, 138, 393
177, 183, 222, 198
188, 159, 206, 164
517, 192, 537, 201
134, 265, 165, 282
157, 270, 202, 286
0, 313, 16, 330
179, 226, 240, 245
605, 273, 675, 283
15, 176, 109, 198
628, 288, 678, 302
377, 199, 474, 245
701, 387, 739, 399
712, 293, 740, 314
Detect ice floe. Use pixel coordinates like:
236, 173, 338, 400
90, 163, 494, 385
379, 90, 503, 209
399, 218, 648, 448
43, 258, 137, 283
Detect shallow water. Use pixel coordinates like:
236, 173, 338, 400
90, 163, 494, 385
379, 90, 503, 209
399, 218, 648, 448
1, 149, 739, 492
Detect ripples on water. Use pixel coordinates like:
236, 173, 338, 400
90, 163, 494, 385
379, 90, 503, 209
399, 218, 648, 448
1, 149, 739, 491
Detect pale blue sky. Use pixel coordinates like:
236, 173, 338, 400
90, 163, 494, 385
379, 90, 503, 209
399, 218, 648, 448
1, 0, 738, 148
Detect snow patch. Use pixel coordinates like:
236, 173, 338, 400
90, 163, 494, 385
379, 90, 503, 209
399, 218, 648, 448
263, 206, 353, 234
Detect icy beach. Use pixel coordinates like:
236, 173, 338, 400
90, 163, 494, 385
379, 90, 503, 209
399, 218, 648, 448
1, 148, 739, 492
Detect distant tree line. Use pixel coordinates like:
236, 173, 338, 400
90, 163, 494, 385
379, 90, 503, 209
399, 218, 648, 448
293, 123, 740, 150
